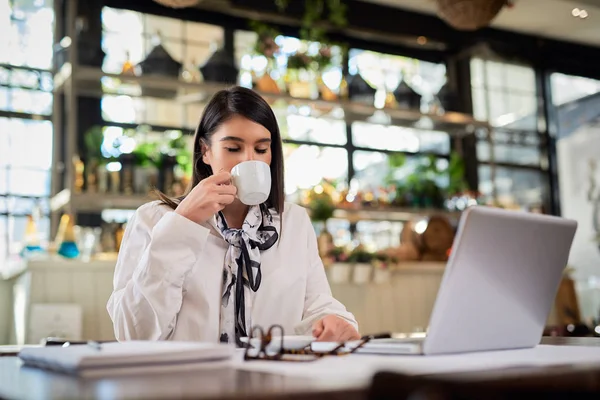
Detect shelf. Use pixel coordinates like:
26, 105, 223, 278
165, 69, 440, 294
51, 190, 461, 222
50, 190, 151, 213
53, 63, 491, 135
331, 207, 461, 223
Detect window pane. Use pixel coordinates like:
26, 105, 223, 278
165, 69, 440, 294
353, 151, 449, 201
0, 66, 8, 85
9, 88, 52, 115
484, 60, 504, 90
355, 220, 404, 252
353, 151, 389, 192
551, 73, 600, 106
101, 95, 137, 123
0, 216, 6, 260
352, 122, 419, 152
506, 94, 537, 130
477, 142, 540, 166
0, 118, 53, 169
505, 64, 535, 93
102, 31, 145, 74
102, 7, 144, 35
0, 1, 54, 69
420, 131, 450, 154
10, 68, 37, 89
102, 95, 185, 127
6, 196, 50, 215
6, 196, 43, 215
470, 59, 538, 131
470, 58, 484, 88
487, 90, 508, 125
0, 87, 8, 110
0, 128, 9, 166
0, 168, 6, 193
284, 144, 347, 198
472, 87, 487, 121
478, 165, 546, 208
325, 218, 352, 247
8, 168, 50, 196
282, 114, 346, 145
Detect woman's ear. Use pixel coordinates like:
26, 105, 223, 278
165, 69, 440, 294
201, 140, 210, 164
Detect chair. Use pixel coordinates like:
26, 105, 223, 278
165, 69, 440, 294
366, 370, 600, 400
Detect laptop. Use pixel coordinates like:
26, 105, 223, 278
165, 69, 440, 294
356, 205, 577, 356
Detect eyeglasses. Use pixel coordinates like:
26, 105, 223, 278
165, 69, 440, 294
243, 324, 377, 362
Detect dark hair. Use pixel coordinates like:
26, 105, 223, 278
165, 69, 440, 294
155, 86, 285, 215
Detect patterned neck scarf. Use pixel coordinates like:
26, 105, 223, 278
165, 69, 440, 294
215, 203, 278, 346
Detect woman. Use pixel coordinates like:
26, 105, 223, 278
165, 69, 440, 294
107, 86, 360, 346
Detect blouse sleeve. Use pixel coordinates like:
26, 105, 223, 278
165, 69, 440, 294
106, 202, 211, 341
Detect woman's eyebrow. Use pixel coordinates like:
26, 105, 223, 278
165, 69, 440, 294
219, 136, 244, 142
219, 136, 271, 144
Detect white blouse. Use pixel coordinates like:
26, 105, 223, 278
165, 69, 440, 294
106, 201, 358, 342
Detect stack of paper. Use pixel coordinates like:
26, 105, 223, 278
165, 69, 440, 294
18, 341, 235, 377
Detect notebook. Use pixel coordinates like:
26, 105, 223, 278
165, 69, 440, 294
18, 341, 236, 377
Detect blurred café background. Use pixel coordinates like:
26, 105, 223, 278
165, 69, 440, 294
1, 0, 600, 345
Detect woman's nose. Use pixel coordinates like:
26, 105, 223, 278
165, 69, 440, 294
243, 150, 255, 161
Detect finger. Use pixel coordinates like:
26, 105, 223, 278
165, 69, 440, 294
339, 325, 360, 342
312, 319, 325, 338
215, 184, 237, 196
317, 324, 337, 342
215, 194, 235, 205
211, 202, 226, 213
206, 171, 232, 185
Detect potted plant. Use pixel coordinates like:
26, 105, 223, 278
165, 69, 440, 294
285, 51, 318, 99
132, 140, 160, 195
324, 246, 352, 284
249, 20, 282, 94
348, 245, 374, 284
372, 252, 398, 284
308, 186, 336, 258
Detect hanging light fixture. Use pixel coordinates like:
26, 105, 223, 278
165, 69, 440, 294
435, 0, 511, 31
152, 0, 202, 8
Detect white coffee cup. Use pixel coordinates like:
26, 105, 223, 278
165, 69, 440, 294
230, 160, 271, 206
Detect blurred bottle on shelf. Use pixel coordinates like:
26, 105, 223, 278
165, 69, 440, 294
121, 51, 137, 76
56, 214, 80, 259
20, 206, 45, 258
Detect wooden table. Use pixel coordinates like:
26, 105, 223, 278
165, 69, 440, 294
1, 337, 599, 400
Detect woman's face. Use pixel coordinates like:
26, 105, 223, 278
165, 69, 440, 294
202, 115, 272, 174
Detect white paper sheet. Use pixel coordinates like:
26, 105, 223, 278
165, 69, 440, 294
235, 345, 600, 389
18, 341, 236, 377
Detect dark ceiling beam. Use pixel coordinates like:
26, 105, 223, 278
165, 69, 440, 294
103, 0, 248, 29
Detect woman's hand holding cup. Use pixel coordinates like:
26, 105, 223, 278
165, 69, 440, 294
175, 171, 237, 224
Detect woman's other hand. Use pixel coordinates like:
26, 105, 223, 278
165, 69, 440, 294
312, 315, 360, 342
